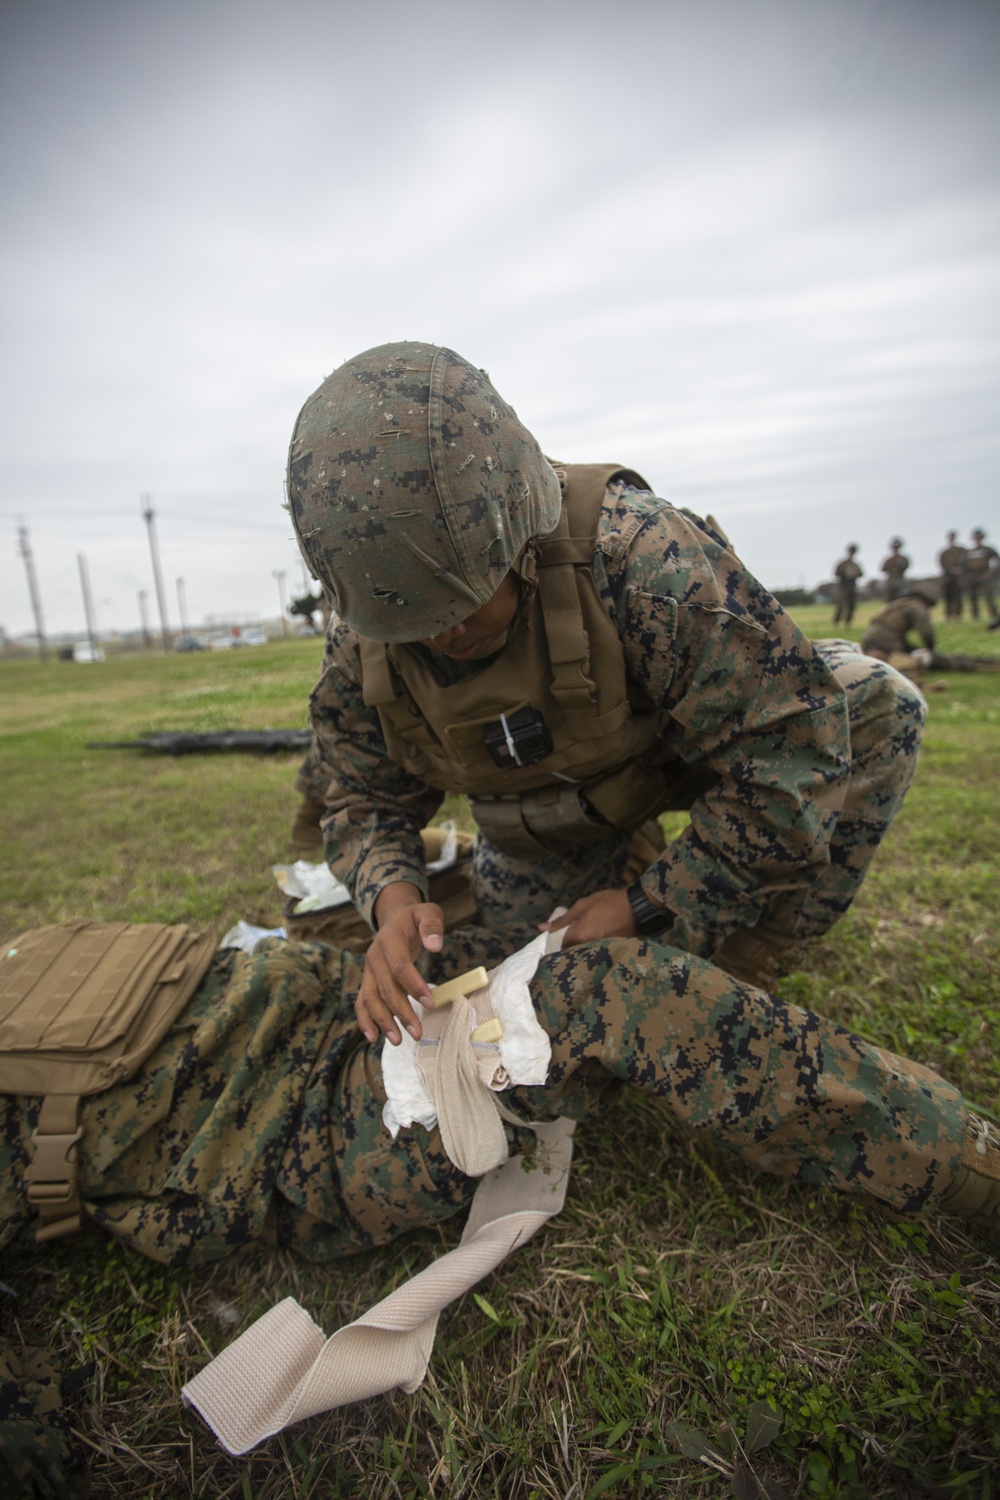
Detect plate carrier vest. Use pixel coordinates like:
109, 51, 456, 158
358, 463, 675, 857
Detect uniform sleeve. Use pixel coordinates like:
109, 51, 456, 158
309, 620, 443, 926
596, 495, 851, 942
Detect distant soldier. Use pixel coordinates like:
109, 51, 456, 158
938, 531, 966, 619
862, 588, 937, 661
964, 529, 1000, 626
862, 587, 1000, 671
880, 538, 910, 601
832, 544, 863, 624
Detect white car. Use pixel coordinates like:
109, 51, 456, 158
73, 642, 105, 663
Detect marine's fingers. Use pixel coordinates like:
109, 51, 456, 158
360, 955, 427, 1044
417, 914, 444, 952
538, 906, 576, 932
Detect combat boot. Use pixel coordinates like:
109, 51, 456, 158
939, 1116, 1000, 1246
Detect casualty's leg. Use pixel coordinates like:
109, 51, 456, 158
510, 937, 970, 1221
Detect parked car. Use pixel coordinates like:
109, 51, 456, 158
174, 635, 208, 652
232, 628, 269, 646
72, 642, 105, 663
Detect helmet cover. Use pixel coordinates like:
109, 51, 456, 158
287, 342, 562, 641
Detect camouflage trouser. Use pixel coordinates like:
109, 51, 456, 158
753, 639, 925, 941
0, 927, 968, 1267
337, 928, 967, 1239
942, 575, 963, 619
472, 641, 926, 948
832, 581, 856, 624
966, 578, 998, 621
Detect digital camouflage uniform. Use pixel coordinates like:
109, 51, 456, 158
965, 538, 1000, 622
0, 928, 978, 1267
288, 344, 926, 974
832, 553, 862, 624
862, 596, 1000, 673
305, 488, 925, 959
881, 548, 909, 602
862, 596, 936, 659
938, 542, 966, 620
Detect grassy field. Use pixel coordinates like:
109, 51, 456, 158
1, 603, 998, 1500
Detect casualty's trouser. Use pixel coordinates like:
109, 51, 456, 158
472, 641, 926, 952
0, 929, 968, 1266
335, 929, 966, 1234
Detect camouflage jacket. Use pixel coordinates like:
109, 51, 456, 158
881, 553, 910, 580
308, 488, 852, 940
965, 544, 999, 579
862, 597, 935, 656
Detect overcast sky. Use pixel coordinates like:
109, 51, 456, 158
1, 0, 998, 639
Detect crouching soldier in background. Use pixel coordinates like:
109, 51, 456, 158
862, 587, 1000, 673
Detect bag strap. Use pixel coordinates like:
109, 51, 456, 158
23, 1094, 84, 1242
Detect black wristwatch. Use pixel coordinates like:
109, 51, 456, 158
626, 881, 674, 936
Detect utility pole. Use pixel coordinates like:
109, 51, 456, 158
77, 553, 98, 651
17, 520, 48, 661
177, 576, 189, 632
138, 589, 152, 649
141, 493, 171, 651
273, 569, 288, 636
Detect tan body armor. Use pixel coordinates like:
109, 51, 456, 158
0, 920, 217, 1240
358, 464, 681, 857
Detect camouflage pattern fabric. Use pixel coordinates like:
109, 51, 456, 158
862, 598, 936, 658
308, 485, 925, 955
0, 926, 971, 1268
287, 343, 562, 643
939, 543, 966, 619
0, 1339, 89, 1499
881, 550, 910, 601
964, 542, 999, 621
832, 555, 862, 624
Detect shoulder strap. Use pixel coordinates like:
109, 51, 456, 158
1, 920, 217, 1240
534, 463, 648, 715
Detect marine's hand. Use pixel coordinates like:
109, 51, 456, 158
538, 888, 637, 947
356, 889, 444, 1046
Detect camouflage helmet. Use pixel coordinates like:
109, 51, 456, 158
287, 342, 562, 641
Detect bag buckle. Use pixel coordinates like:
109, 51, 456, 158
24, 1128, 83, 1204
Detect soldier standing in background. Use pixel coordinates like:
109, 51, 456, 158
938, 531, 966, 619
880, 538, 910, 600
832, 544, 863, 624
965, 529, 1000, 626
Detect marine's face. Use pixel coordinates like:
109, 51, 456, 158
420, 571, 521, 661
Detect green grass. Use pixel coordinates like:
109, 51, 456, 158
1, 612, 998, 1499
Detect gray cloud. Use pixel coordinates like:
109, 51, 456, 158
1, 0, 998, 635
